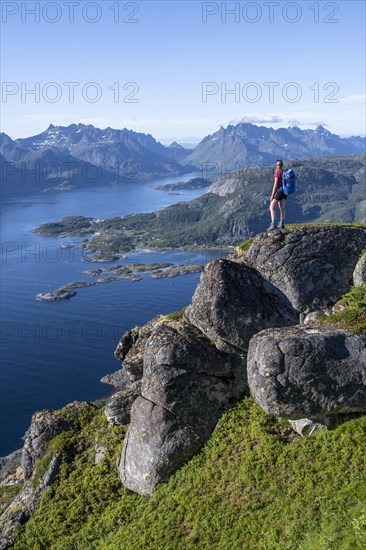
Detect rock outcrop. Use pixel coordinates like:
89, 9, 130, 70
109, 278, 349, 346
117, 226, 366, 495
244, 226, 366, 312
119, 321, 247, 495
0, 454, 63, 550
247, 326, 366, 419
21, 402, 94, 480
0, 450, 22, 485
101, 317, 161, 390
101, 317, 163, 425
1, 402, 97, 549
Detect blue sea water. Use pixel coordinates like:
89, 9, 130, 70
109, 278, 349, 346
0, 175, 225, 455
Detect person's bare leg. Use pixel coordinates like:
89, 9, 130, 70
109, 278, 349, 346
268, 199, 278, 229
279, 199, 286, 227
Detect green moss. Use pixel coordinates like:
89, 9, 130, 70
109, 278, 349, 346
14, 398, 366, 550
318, 284, 366, 334
166, 307, 187, 321
55, 402, 98, 430
342, 285, 366, 309
238, 237, 254, 252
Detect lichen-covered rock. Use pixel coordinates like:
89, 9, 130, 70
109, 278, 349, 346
142, 323, 247, 439
184, 259, 298, 354
118, 397, 202, 496
21, 401, 96, 480
21, 412, 69, 481
247, 325, 366, 419
104, 382, 141, 425
101, 316, 162, 389
119, 321, 247, 495
245, 226, 366, 312
353, 252, 366, 285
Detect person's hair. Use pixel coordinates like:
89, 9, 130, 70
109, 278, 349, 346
276, 159, 283, 168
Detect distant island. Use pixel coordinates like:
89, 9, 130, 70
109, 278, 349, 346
154, 177, 210, 191
35, 262, 203, 301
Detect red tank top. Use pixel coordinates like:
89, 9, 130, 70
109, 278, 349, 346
274, 170, 283, 190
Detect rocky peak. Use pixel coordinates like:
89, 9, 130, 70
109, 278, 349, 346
244, 225, 366, 313
168, 141, 184, 149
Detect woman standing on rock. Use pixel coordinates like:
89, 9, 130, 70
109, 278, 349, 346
268, 159, 286, 230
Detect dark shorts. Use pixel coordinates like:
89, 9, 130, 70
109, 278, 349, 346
274, 190, 287, 201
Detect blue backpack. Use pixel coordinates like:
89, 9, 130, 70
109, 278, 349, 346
281, 169, 296, 195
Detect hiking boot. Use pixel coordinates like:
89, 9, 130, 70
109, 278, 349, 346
278, 221, 285, 229
267, 222, 276, 231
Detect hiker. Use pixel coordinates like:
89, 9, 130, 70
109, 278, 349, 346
268, 159, 286, 230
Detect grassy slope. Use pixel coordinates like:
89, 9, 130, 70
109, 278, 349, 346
13, 400, 366, 550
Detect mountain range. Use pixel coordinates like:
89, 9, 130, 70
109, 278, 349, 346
1, 122, 365, 197
182, 123, 366, 172
0, 132, 118, 197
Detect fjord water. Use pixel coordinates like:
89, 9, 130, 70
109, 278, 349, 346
0, 175, 224, 456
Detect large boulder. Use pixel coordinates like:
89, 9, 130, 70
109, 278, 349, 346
184, 259, 298, 354
119, 321, 247, 495
117, 226, 366, 496
245, 226, 366, 312
141, 323, 247, 439
247, 325, 366, 419
118, 397, 202, 496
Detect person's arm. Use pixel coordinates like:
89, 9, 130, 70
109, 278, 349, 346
270, 176, 279, 200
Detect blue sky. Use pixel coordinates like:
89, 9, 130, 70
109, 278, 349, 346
1, 0, 365, 141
